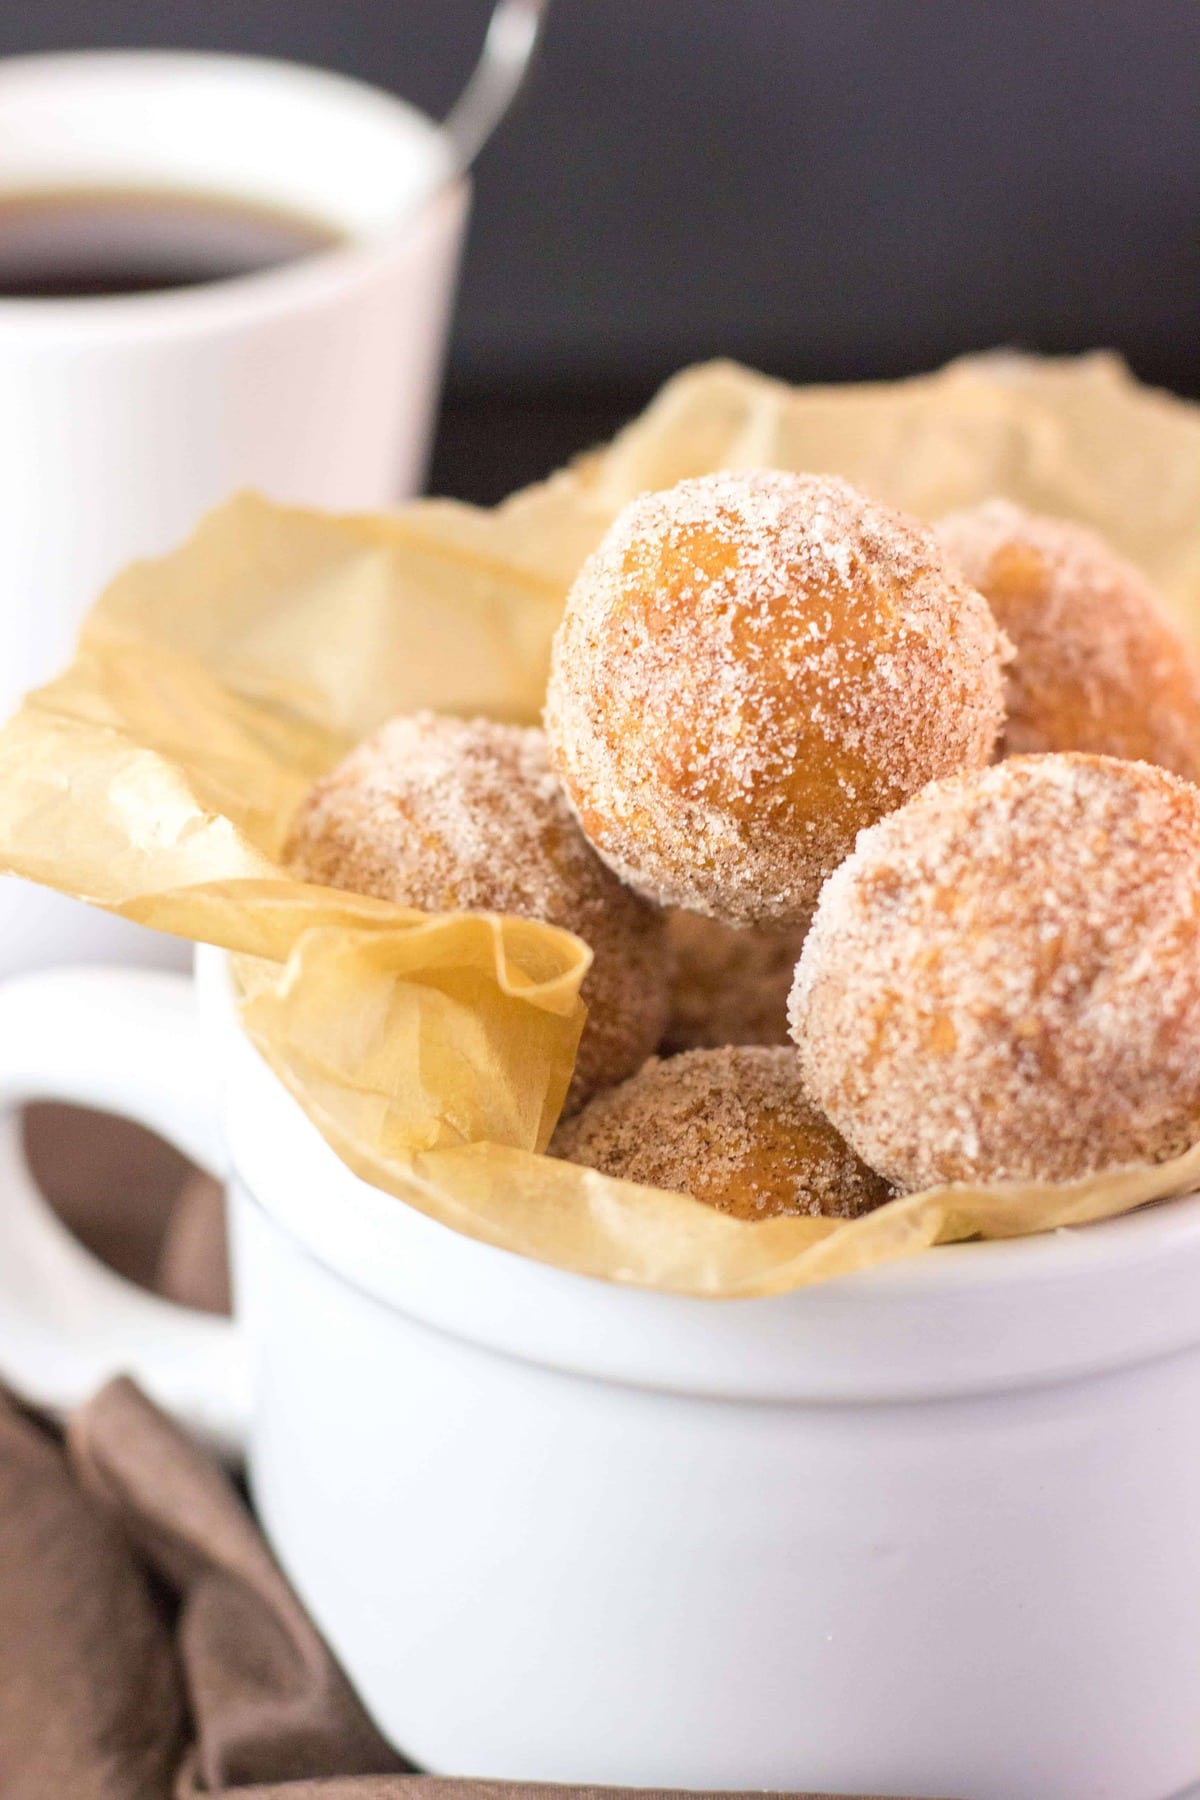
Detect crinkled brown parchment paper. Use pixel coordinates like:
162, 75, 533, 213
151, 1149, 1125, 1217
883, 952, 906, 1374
2, 352, 1200, 1297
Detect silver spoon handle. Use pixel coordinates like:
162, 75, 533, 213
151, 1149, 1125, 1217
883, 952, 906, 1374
441, 0, 551, 174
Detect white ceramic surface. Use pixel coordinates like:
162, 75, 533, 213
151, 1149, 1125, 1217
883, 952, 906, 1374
1, 949, 1200, 1800
0, 49, 469, 973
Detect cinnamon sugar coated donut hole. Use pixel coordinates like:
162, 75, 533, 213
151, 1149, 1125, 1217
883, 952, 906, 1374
663, 910, 809, 1051
284, 712, 669, 1107
545, 470, 1010, 925
550, 1046, 893, 1221
937, 499, 1200, 780
790, 754, 1200, 1189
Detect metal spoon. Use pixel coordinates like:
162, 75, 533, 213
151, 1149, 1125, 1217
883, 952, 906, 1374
442, 0, 552, 173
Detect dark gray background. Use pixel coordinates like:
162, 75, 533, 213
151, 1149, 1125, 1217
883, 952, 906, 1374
3, 1, 1197, 498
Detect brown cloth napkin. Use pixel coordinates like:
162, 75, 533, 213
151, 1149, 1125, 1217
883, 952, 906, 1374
0, 1378, 403, 1798
0, 1105, 930, 1800
22, 1102, 231, 1315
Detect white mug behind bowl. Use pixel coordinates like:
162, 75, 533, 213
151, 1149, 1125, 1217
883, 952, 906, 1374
0, 27, 532, 975
1, 950, 1200, 1800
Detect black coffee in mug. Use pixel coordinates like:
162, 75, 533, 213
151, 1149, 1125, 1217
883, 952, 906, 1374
0, 186, 345, 298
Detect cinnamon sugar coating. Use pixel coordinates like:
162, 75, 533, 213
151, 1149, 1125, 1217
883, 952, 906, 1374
663, 910, 808, 1051
551, 1045, 892, 1221
545, 470, 1009, 925
938, 499, 1200, 780
285, 712, 669, 1107
790, 754, 1200, 1188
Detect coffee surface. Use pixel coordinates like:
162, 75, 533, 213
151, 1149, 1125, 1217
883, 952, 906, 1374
0, 186, 344, 298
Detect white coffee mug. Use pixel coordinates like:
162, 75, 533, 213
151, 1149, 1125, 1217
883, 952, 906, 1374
0, 26, 542, 974
0, 949, 1199, 1800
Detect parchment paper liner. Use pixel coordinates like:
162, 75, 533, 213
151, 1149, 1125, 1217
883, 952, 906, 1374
3, 351, 1200, 1297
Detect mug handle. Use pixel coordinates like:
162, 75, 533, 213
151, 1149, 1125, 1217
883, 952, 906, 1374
0, 965, 247, 1459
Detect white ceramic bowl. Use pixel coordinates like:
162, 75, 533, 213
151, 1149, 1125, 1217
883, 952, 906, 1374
0, 949, 1199, 1800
